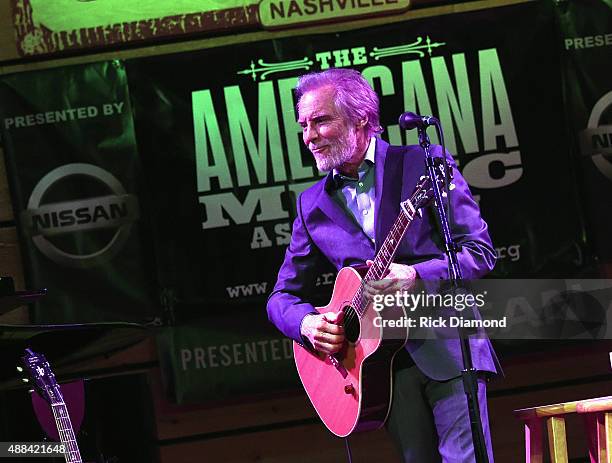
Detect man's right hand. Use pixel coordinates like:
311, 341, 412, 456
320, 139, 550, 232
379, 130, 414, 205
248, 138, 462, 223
300, 311, 345, 354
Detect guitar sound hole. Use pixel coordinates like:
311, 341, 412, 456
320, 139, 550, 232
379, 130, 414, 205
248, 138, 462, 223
343, 305, 360, 343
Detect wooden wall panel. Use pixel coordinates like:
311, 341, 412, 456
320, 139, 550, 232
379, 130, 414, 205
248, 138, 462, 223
148, 343, 612, 440
0, 143, 27, 323
0, 225, 28, 324
0, 228, 23, 288
0, 304, 29, 324
0, 145, 27, 324
61, 336, 158, 376
148, 343, 612, 463
491, 342, 612, 392
0, 148, 15, 222
150, 370, 316, 440
156, 424, 400, 463
151, 377, 612, 463
0, 2, 18, 63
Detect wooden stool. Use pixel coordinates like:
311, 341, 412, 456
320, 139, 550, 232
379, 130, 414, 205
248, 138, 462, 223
515, 397, 612, 463
576, 396, 612, 463
514, 400, 580, 463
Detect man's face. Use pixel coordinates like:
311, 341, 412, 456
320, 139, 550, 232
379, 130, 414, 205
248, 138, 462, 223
297, 85, 359, 172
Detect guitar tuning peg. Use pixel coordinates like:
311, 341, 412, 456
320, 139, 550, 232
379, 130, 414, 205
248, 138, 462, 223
449, 183, 456, 190
417, 209, 423, 218
21, 378, 29, 383
441, 191, 447, 198
16, 366, 23, 372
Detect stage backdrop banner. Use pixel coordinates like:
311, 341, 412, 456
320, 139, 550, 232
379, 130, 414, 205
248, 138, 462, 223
554, 0, 612, 273
157, 316, 299, 404
128, 2, 591, 401
128, 0, 586, 309
0, 60, 157, 323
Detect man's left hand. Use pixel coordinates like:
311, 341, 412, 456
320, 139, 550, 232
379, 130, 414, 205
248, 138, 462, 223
364, 261, 417, 299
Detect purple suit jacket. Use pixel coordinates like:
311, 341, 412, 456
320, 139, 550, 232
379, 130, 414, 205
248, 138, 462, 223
267, 139, 499, 380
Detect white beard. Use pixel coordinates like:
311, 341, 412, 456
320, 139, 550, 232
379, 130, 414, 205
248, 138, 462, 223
312, 128, 358, 172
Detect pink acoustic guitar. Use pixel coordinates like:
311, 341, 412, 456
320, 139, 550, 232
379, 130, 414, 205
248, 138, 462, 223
294, 167, 449, 437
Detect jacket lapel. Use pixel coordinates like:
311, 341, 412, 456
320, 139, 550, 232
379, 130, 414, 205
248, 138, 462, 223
314, 138, 404, 252
374, 139, 404, 253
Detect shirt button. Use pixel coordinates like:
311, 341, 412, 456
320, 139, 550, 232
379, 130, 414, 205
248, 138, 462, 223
363, 210, 368, 215
358, 182, 363, 187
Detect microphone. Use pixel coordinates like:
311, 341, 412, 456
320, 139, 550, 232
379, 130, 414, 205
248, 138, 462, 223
398, 112, 438, 130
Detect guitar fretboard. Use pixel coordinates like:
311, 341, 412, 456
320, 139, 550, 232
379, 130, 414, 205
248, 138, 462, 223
51, 402, 82, 463
351, 199, 416, 315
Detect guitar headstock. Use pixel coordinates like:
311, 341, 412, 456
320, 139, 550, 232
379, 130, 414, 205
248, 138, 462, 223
404, 158, 454, 212
20, 348, 63, 406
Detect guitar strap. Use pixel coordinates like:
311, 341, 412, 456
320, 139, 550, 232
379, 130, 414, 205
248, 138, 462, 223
375, 144, 406, 254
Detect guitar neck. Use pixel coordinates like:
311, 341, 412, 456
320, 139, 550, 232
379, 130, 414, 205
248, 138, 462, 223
51, 402, 82, 463
352, 201, 417, 314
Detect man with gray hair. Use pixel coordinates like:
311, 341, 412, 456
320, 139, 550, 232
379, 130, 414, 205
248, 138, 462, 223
267, 68, 498, 462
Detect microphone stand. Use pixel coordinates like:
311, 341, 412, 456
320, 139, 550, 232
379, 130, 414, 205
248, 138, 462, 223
417, 125, 490, 463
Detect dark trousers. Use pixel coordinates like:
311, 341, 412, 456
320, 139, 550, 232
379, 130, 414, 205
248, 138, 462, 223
386, 364, 494, 463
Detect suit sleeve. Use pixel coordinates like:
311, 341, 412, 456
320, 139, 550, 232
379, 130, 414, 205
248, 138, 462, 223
266, 194, 323, 343
411, 145, 497, 280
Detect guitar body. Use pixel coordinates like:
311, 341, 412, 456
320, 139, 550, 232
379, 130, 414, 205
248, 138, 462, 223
291, 168, 450, 437
294, 266, 409, 437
